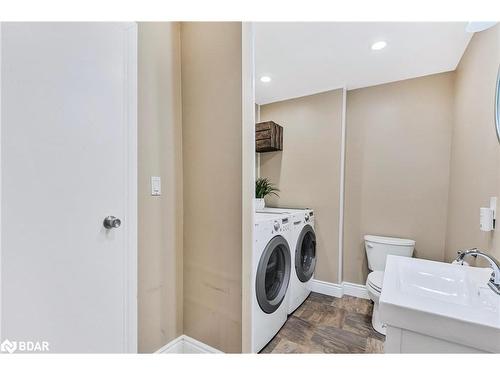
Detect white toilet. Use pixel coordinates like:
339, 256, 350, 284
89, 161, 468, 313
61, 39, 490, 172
364, 234, 415, 335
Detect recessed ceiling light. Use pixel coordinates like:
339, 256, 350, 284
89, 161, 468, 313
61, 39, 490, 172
260, 76, 271, 83
371, 41, 387, 51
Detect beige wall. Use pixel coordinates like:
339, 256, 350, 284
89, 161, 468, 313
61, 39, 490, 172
445, 25, 500, 262
260, 90, 344, 283
181, 22, 243, 353
344, 73, 455, 284
138, 22, 184, 353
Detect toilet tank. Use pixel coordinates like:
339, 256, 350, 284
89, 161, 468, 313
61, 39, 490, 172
364, 235, 415, 271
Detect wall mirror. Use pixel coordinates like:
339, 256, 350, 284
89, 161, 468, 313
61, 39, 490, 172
496, 64, 500, 143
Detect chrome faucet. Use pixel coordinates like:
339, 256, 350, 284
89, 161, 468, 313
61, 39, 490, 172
455, 248, 500, 295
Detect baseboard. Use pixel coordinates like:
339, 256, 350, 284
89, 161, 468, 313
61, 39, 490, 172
156, 336, 184, 354
311, 279, 369, 300
342, 281, 370, 299
156, 335, 223, 354
310, 279, 343, 298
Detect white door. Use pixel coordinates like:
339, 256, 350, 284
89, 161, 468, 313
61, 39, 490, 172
0, 23, 137, 353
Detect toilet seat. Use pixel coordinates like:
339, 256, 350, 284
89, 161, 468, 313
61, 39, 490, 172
367, 271, 384, 293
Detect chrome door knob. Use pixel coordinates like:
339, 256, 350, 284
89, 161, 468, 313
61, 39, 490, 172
103, 216, 121, 229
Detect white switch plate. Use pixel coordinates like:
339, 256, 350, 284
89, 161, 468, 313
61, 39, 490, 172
151, 176, 161, 196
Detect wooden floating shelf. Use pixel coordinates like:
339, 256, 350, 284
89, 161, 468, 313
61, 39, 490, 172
256, 121, 283, 153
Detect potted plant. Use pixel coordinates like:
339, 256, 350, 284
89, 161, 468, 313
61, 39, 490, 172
255, 177, 280, 210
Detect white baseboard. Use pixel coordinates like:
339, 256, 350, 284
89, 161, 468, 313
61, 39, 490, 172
311, 279, 370, 300
156, 336, 184, 353
310, 279, 343, 298
156, 335, 223, 354
342, 281, 370, 299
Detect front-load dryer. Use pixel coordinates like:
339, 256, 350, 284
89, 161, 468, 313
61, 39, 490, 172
256, 208, 316, 314
252, 212, 292, 353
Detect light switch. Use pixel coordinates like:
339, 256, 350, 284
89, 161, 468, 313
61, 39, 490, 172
151, 176, 161, 196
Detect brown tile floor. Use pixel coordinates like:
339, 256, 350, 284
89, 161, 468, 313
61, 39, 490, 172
260, 292, 385, 354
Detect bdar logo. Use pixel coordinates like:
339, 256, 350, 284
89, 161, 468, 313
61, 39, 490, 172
0, 339, 49, 353
0, 339, 18, 354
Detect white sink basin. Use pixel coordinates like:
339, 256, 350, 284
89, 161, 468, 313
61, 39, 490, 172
380, 255, 500, 352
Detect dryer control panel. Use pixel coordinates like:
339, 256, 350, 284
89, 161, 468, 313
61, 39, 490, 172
272, 217, 291, 235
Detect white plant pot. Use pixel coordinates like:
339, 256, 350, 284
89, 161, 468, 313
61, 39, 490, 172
254, 198, 265, 210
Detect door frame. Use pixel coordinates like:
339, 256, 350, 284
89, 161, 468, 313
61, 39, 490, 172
123, 22, 138, 354
241, 22, 255, 353
0, 22, 138, 353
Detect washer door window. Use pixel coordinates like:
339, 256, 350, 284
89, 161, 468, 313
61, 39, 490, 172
295, 225, 316, 282
256, 235, 291, 314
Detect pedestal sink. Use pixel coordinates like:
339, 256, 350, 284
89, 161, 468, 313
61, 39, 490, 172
379, 255, 500, 353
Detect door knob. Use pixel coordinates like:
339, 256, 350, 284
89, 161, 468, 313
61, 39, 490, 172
103, 216, 121, 229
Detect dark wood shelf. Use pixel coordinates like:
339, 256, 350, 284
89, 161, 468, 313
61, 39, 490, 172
256, 121, 283, 153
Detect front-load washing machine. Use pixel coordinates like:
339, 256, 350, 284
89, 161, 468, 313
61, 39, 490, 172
252, 212, 292, 353
256, 208, 316, 314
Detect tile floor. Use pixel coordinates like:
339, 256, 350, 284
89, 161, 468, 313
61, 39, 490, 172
260, 292, 385, 354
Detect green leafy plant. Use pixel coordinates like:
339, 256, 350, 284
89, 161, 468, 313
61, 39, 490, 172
255, 177, 280, 199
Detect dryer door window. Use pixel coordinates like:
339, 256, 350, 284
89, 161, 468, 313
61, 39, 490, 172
295, 225, 316, 282
256, 235, 291, 314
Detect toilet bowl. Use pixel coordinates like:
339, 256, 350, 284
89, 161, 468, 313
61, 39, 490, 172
364, 235, 415, 335
365, 270, 384, 334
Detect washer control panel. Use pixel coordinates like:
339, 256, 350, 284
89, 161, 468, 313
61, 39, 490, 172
273, 220, 280, 231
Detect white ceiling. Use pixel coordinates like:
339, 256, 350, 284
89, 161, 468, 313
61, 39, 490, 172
255, 22, 472, 104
